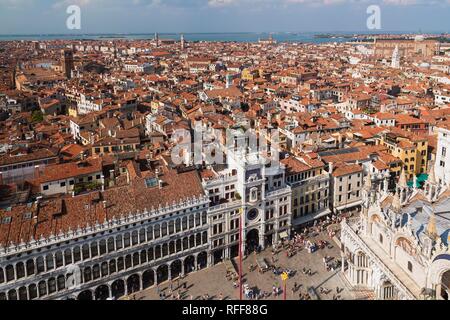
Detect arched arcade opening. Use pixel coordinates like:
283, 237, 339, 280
246, 229, 259, 253
157, 265, 169, 284
77, 290, 93, 301
127, 274, 141, 294
184, 256, 195, 274
142, 270, 155, 289
440, 269, 450, 300
95, 285, 110, 300
111, 279, 125, 300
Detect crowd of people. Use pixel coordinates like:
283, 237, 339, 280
156, 279, 189, 300
136, 215, 349, 301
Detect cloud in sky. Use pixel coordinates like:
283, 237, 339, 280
3, 0, 449, 8
0, 0, 449, 34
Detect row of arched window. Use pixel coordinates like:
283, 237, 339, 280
0, 231, 208, 300
81, 232, 208, 285
0, 275, 66, 300
0, 212, 208, 285
356, 252, 369, 268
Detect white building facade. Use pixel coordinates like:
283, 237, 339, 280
0, 195, 211, 301
435, 125, 450, 187
340, 171, 450, 300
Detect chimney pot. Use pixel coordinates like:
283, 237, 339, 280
34, 165, 40, 179
109, 169, 115, 186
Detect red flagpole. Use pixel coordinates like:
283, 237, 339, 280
284, 281, 287, 301
239, 208, 243, 300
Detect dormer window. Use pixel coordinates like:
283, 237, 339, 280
2, 217, 12, 224
23, 212, 32, 220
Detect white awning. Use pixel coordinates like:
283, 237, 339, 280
279, 231, 289, 239
335, 200, 363, 212
292, 209, 332, 226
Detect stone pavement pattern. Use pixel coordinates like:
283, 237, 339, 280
130, 231, 359, 300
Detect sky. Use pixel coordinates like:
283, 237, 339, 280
0, 0, 449, 34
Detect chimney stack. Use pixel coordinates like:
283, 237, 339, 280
36, 196, 43, 203
109, 169, 115, 187
34, 165, 40, 179
226, 74, 233, 89
155, 168, 160, 180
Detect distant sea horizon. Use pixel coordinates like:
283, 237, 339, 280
0, 31, 448, 43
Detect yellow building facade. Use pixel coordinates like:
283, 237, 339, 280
377, 133, 428, 181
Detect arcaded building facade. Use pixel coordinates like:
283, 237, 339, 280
340, 170, 450, 300
0, 167, 211, 300
0, 143, 292, 300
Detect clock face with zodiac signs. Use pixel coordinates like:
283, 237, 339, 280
247, 208, 259, 221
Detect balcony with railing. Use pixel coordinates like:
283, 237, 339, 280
265, 186, 291, 199
287, 174, 330, 189
208, 199, 242, 213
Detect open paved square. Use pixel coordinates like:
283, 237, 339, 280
129, 230, 360, 301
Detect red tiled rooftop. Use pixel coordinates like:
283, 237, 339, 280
0, 167, 205, 247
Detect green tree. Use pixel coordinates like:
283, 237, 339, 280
86, 182, 101, 191
31, 110, 44, 123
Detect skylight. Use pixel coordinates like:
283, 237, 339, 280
145, 177, 158, 188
